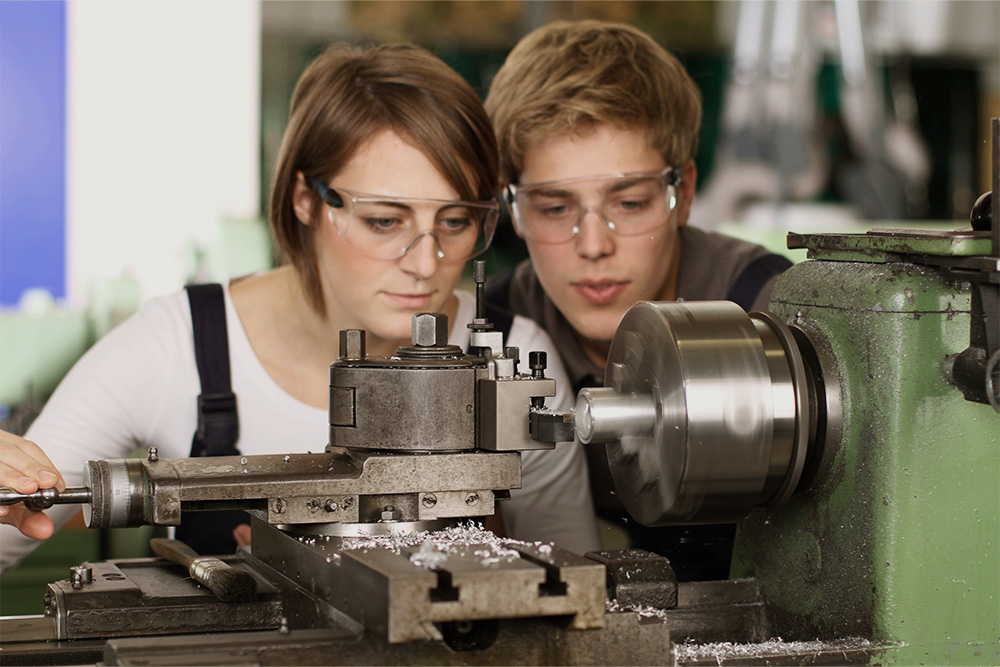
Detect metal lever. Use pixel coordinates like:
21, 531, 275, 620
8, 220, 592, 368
0, 486, 92, 510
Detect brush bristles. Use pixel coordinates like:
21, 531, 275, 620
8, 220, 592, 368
203, 566, 258, 603
191, 558, 258, 603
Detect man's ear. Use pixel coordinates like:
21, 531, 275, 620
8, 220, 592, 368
292, 172, 316, 226
675, 160, 698, 228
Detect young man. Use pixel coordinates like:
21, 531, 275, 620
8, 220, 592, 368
485, 20, 792, 580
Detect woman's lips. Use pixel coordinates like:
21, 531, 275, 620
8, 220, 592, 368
384, 292, 434, 309
573, 280, 629, 306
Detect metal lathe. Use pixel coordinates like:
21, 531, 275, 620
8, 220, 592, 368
1, 123, 998, 665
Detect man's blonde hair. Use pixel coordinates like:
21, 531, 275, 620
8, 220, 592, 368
485, 20, 701, 183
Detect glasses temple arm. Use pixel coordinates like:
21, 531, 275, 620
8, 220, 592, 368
666, 165, 683, 187
308, 177, 344, 208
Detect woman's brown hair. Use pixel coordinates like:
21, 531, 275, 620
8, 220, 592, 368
269, 43, 499, 314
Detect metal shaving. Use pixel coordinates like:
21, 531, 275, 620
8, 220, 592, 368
529, 406, 573, 416
337, 520, 526, 569
605, 599, 671, 622
673, 636, 880, 665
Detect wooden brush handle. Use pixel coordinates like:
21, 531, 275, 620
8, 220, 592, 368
150, 537, 202, 568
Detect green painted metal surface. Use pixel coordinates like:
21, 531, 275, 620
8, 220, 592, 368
732, 249, 1000, 665
787, 229, 994, 263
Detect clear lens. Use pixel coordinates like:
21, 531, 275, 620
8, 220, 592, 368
508, 168, 678, 244
331, 192, 498, 262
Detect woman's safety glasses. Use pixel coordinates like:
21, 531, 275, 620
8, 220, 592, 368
311, 179, 500, 263
503, 166, 682, 244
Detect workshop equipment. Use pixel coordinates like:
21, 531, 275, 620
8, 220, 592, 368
0, 265, 671, 666
2, 127, 997, 666
578, 122, 1000, 665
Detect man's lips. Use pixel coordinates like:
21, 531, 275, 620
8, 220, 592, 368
572, 280, 629, 306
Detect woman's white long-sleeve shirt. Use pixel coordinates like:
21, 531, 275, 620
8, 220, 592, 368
1, 286, 598, 571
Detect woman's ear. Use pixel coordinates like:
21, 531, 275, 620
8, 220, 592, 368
292, 172, 316, 226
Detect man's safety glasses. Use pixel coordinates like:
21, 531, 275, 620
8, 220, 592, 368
311, 179, 500, 263
503, 166, 682, 245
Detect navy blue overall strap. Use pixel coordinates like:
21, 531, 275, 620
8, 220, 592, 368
725, 253, 793, 311
177, 283, 245, 555
185, 283, 240, 457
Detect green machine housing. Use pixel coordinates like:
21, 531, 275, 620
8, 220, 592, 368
578, 159, 999, 664
731, 227, 999, 665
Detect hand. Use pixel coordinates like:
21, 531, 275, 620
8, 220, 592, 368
0, 430, 66, 540
233, 523, 252, 547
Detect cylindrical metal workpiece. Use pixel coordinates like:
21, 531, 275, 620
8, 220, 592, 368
581, 301, 812, 526
575, 387, 656, 444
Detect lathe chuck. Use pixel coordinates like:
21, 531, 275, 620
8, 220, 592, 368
576, 301, 812, 526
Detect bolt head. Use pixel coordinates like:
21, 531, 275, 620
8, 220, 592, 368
340, 329, 366, 360
413, 313, 448, 346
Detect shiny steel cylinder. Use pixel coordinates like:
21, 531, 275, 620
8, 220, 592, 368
581, 301, 811, 526
575, 388, 656, 444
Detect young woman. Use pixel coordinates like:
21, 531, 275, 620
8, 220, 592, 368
0, 43, 599, 570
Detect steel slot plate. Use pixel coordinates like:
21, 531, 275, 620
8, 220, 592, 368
249, 521, 605, 643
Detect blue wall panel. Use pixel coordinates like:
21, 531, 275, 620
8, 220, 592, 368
0, 1, 67, 306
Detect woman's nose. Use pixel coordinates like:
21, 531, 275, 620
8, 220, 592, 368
398, 232, 442, 278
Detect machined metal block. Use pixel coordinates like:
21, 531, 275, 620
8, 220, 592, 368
478, 377, 557, 451
329, 365, 477, 451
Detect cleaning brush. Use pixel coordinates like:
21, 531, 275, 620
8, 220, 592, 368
150, 537, 257, 603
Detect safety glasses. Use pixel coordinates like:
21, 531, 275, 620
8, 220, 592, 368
504, 166, 681, 244
311, 179, 500, 263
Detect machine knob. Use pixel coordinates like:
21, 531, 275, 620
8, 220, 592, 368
970, 191, 992, 232
529, 351, 547, 378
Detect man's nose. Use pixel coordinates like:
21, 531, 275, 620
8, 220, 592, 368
398, 232, 443, 279
573, 208, 615, 260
